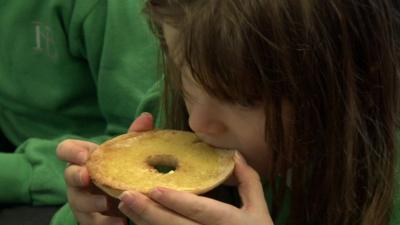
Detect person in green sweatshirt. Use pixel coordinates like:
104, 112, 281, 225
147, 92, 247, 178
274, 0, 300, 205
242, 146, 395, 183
0, 0, 160, 208
54, 0, 400, 225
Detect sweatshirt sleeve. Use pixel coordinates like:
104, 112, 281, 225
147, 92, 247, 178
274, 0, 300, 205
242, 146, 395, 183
0, 134, 110, 205
50, 204, 78, 225
0, 76, 162, 205
68, 0, 160, 136
0, 152, 32, 203
0, 136, 68, 205
0, 0, 161, 205
0, 78, 162, 205
0, 137, 67, 205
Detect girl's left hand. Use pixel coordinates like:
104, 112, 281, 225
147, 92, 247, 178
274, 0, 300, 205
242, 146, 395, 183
118, 153, 274, 225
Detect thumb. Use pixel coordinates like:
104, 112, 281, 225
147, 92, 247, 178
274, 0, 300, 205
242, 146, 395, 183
56, 140, 98, 164
128, 112, 154, 132
235, 152, 270, 215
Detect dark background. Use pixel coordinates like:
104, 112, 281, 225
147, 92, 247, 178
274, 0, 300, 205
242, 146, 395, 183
0, 131, 60, 225
0, 205, 60, 225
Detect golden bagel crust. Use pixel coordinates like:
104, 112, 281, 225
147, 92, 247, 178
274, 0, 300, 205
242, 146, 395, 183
86, 130, 235, 198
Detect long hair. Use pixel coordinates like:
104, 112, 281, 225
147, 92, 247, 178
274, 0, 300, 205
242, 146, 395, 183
144, 0, 400, 224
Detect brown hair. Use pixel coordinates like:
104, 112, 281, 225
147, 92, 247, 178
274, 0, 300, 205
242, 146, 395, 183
144, 0, 400, 224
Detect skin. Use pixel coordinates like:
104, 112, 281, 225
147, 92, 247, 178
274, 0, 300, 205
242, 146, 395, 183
57, 23, 274, 225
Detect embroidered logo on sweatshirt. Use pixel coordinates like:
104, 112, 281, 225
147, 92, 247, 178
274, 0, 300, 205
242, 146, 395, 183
32, 21, 58, 60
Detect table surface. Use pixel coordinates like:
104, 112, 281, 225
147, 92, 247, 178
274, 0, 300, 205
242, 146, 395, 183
0, 205, 60, 225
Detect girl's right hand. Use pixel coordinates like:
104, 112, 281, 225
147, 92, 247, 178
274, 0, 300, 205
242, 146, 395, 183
57, 112, 154, 225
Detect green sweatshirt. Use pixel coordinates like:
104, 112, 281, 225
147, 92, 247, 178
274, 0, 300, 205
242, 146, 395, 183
0, 0, 160, 205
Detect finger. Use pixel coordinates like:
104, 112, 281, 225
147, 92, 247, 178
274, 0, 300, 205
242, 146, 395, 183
128, 112, 154, 132
64, 165, 90, 187
75, 211, 127, 225
115, 205, 143, 225
57, 139, 98, 164
65, 166, 124, 217
118, 191, 199, 225
148, 187, 240, 224
68, 187, 109, 213
101, 195, 126, 217
234, 152, 269, 214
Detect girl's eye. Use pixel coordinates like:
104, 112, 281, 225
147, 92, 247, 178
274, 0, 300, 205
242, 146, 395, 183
228, 97, 264, 110
237, 100, 260, 108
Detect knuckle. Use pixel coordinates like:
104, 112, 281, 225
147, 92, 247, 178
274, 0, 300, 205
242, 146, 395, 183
214, 206, 237, 225
188, 203, 206, 218
64, 165, 83, 186
64, 166, 74, 184
70, 193, 100, 213
64, 166, 78, 185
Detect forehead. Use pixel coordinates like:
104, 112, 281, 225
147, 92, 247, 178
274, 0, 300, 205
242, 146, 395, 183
160, 21, 265, 107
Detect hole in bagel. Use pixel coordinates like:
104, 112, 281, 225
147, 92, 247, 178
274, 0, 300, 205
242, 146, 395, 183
146, 154, 178, 174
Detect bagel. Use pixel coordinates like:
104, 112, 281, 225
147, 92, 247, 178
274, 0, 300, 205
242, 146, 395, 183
86, 130, 235, 198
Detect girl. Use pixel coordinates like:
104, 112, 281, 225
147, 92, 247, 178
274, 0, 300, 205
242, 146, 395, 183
56, 0, 400, 225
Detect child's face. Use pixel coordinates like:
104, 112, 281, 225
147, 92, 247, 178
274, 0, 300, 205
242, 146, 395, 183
163, 24, 271, 177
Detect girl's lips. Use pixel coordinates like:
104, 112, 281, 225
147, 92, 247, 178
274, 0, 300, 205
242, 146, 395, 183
196, 135, 229, 149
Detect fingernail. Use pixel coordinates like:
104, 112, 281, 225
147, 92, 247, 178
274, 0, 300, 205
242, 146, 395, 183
95, 196, 108, 211
235, 151, 247, 164
119, 192, 136, 208
140, 112, 152, 117
78, 151, 87, 163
